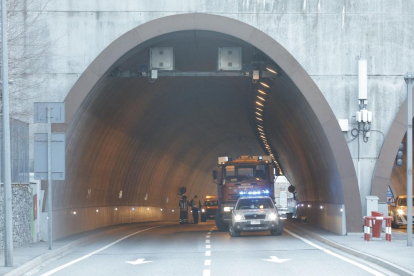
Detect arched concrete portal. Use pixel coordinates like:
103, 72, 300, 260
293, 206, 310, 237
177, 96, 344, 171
372, 88, 414, 200
52, 14, 361, 237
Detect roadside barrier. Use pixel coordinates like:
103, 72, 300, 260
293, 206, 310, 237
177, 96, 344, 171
363, 216, 392, 241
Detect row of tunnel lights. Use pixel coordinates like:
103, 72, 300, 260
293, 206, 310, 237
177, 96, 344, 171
254, 65, 282, 174
72, 207, 177, 215
297, 204, 343, 212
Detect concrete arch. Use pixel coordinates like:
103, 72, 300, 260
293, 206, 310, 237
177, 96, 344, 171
53, 13, 361, 237
372, 89, 414, 200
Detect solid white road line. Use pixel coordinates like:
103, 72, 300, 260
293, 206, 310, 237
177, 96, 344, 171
203, 269, 211, 276
206, 245, 211, 249
40, 225, 165, 276
284, 229, 385, 276
205, 251, 211, 256
204, 260, 211, 266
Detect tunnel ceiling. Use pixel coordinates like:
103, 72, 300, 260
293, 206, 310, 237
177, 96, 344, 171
55, 29, 352, 214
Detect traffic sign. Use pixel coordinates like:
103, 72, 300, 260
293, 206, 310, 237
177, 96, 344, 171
34, 133, 65, 180
34, 102, 65, 123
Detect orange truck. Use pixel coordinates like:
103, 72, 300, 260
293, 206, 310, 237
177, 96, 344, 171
212, 156, 276, 231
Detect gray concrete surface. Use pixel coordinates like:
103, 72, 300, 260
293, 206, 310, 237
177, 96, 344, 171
12, 220, 398, 276
286, 220, 414, 275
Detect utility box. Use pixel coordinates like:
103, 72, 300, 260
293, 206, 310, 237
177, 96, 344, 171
150, 47, 174, 70
218, 47, 242, 71
365, 196, 379, 217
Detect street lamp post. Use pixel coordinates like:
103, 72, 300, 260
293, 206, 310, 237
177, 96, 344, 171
1, 0, 13, 266
405, 72, 414, 247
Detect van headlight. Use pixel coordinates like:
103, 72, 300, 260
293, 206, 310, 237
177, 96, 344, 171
397, 209, 405, 215
202, 209, 205, 213
234, 214, 243, 221
267, 213, 277, 220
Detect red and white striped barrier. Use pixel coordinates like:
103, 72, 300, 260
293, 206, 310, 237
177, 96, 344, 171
363, 216, 392, 242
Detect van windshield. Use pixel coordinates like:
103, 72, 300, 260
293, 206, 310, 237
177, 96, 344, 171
398, 197, 414, 206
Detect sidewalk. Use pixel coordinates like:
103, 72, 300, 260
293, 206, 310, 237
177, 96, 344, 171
0, 222, 162, 276
285, 220, 414, 276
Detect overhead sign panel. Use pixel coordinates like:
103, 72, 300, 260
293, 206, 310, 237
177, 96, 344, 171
34, 102, 65, 123
34, 133, 65, 180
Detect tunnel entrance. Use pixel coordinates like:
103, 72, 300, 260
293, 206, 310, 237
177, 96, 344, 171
52, 14, 361, 238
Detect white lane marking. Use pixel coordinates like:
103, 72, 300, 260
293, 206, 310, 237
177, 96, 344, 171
204, 260, 211, 266
40, 225, 164, 276
262, 256, 290, 263
203, 269, 211, 276
206, 235, 210, 238
207, 232, 211, 234
205, 251, 211, 256
206, 245, 211, 249
125, 258, 153, 265
206, 239, 210, 243
284, 228, 385, 276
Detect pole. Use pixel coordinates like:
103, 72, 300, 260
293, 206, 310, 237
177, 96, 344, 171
1, 0, 13, 266
405, 72, 414, 247
47, 108, 53, 249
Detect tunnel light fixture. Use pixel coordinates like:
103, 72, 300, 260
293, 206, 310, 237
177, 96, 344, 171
257, 124, 264, 129
255, 112, 262, 116
115, 207, 118, 211
256, 117, 263, 121
259, 79, 271, 88
265, 64, 278, 74
340, 208, 343, 213
96, 209, 99, 213
132, 207, 135, 211
172, 210, 175, 212
256, 101, 264, 107
147, 208, 150, 211
307, 205, 311, 208
256, 107, 263, 112
73, 211, 76, 215
320, 206, 323, 209
257, 89, 267, 95
257, 95, 266, 102
161, 209, 163, 211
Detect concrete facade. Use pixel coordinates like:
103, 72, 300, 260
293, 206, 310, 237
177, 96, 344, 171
7, 0, 414, 236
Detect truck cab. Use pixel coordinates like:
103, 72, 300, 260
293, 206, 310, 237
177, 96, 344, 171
213, 155, 275, 231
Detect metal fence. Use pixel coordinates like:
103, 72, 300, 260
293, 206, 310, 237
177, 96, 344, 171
0, 116, 29, 183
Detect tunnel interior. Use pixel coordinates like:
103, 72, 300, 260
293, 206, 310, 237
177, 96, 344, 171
53, 29, 357, 235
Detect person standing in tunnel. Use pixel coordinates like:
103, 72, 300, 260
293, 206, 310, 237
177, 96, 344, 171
191, 195, 202, 224
179, 195, 189, 224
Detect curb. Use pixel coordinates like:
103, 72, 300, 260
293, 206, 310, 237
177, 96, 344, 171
4, 223, 162, 276
286, 223, 414, 276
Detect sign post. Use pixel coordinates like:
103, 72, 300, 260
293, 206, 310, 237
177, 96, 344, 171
405, 73, 414, 247
2, 0, 13, 267
34, 102, 65, 250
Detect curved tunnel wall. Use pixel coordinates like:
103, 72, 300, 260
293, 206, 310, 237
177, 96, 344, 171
372, 88, 414, 201
51, 14, 362, 238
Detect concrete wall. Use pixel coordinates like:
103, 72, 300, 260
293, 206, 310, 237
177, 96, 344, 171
296, 202, 346, 235
50, 206, 179, 240
0, 184, 33, 251
7, 0, 414, 234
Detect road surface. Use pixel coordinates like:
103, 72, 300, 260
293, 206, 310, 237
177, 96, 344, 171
26, 221, 396, 276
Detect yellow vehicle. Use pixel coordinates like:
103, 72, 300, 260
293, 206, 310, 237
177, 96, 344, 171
201, 196, 218, 222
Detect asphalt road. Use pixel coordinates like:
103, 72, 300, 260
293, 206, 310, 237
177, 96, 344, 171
26, 221, 396, 276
